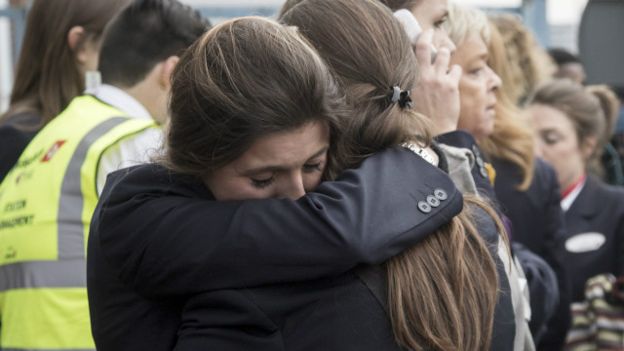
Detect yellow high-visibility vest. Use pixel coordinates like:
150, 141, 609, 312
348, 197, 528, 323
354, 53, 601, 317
0, 95, 158, 350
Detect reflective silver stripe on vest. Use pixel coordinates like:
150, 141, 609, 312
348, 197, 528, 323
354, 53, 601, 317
57, 117, 128, 260
0, 117, 128, 291
2, 348, 94, 351
0, 259, 86, 292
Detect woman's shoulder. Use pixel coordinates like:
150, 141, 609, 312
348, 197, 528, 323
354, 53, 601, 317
587, 175, 624, 206
100, 163, 212, 205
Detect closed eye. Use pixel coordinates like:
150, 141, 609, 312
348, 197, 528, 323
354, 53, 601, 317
303, 162, 323, 173
251, 176, 275, 189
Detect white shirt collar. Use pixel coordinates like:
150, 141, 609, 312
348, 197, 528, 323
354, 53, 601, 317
561, 178, 586, 212
86, 84, 152, 120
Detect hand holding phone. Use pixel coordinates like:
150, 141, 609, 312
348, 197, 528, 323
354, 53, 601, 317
393, 9, 461, 135
393, 9, 437, 62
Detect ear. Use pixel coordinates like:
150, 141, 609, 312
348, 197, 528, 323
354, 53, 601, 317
158, 56, 180, 90
581, 136, 598, 160
67, 26, 88, 63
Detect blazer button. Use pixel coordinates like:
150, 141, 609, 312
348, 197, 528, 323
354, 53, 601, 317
427, 195, 440, 207
434, 188, 448, 200
418, 201, 432, 214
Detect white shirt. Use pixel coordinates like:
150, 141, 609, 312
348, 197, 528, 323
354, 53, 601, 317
561, 178, 586, 212
87, 84, 162, 195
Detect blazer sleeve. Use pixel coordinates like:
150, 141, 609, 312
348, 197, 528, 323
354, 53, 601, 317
93, 147, 463, 297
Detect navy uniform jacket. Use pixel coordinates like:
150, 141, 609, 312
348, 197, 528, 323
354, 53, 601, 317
492, 157, 571, 350
561, 175, 624, 302
174, 203, 515, 351
87, 148, 465, 350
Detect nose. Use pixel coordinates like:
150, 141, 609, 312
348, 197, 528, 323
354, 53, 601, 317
487, 66, 502, 91
281, 174, 306, 200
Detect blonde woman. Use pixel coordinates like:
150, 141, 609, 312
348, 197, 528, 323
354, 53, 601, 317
486, 17, 572, 350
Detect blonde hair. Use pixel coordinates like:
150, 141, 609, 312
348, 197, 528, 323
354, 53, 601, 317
444, 3, 490, 45
483, 20, 536, 190
445, 5, 535, 190
489, 13, 555, 106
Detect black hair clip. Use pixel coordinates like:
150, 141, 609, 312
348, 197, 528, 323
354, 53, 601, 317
389, 86, 412, 109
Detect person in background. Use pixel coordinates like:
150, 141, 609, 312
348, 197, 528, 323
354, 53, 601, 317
0, 0, 129, 182
490, 13, 555, 107
528, 79, 624, 305
486, 18, 571, 350
0, 1, 208, 350
548, 48, 587, 85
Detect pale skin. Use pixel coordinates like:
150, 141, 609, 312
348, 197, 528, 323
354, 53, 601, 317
450, 33, 501, 142
67, 25, 100, 74
205, 121, 330, 201
409, 0, 462, 136
527, 104, 596, 191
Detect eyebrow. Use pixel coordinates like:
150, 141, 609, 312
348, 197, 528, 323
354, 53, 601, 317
241, 145, 329, 176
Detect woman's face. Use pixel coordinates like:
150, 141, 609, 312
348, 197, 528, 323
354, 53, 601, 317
528, 104, 586, 190
205, 121, 330, 201
450, 33, 501, 141
411, 0, 455, 51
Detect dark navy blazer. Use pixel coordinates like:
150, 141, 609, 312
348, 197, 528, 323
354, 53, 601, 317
87, 148, 465, 350
560, 175, 624, 302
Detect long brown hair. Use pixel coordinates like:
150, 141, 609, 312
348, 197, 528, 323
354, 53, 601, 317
282, 1, 500, 350
0, 0, 129, 128
164, 17, 345, 178
483, 18, 536, 190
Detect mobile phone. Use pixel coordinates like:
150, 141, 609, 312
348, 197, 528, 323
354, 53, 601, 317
393, 9, 438, 63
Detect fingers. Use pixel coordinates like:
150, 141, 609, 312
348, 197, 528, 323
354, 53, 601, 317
434, 47, 451, 76
414, 29, 434, 67
448, 64, 462, 85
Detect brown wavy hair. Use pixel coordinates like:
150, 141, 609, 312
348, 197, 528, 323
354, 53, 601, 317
282, 0, 500, 350
163, 17, 345, 179
0, 0, 129, 129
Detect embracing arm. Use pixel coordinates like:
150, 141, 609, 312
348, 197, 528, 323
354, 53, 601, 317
94, 147, 462, 297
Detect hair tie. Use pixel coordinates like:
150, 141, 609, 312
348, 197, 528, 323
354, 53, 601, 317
389, 85, 412, 109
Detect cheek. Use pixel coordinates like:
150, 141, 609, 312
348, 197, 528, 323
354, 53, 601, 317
461, 79, 488, 113
541, 141, 576, 166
